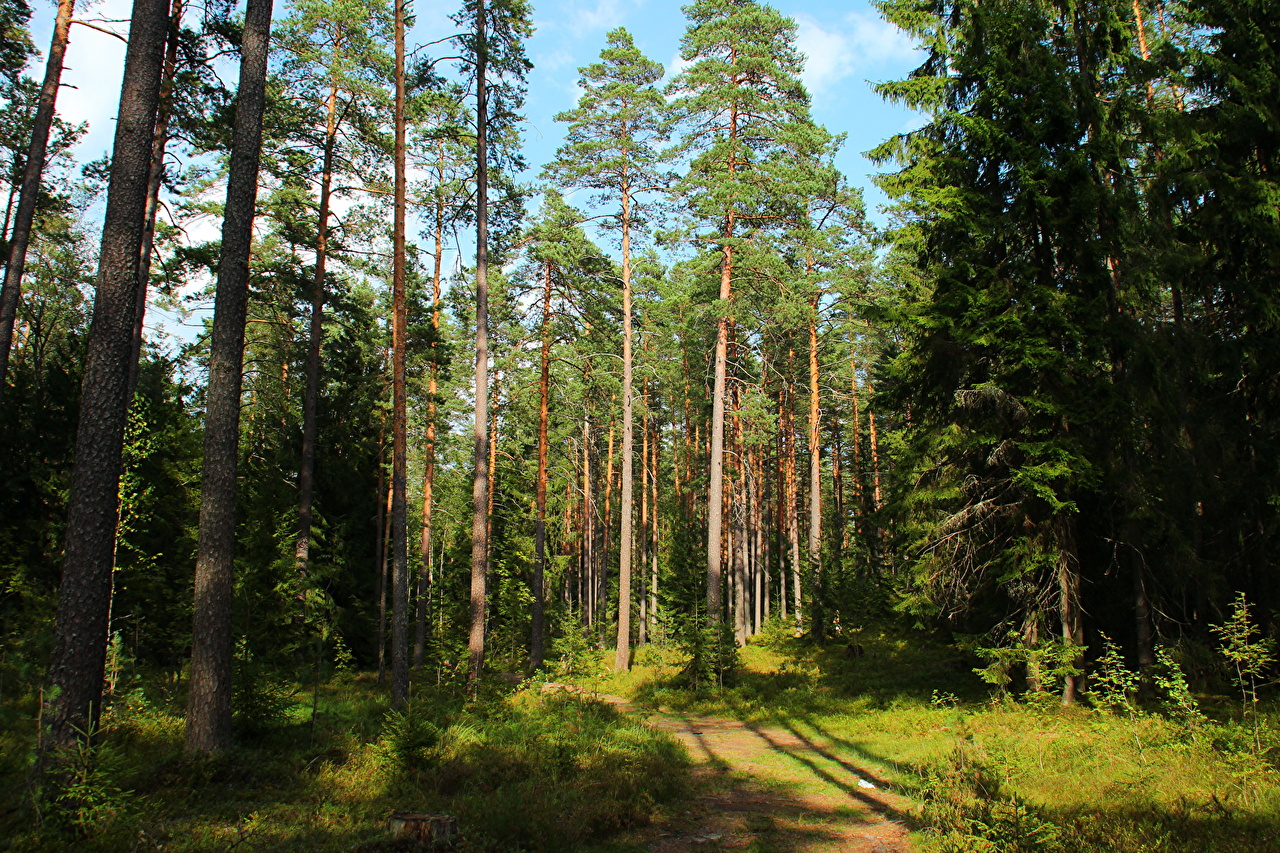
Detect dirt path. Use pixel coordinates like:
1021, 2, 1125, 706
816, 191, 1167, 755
604, 695, 915, 852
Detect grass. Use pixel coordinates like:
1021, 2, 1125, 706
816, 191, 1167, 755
578, 622, 1280, 853
0, 674, 688, 852
4, 623, 1279, 852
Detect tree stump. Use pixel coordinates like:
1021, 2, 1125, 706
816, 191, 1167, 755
386, 813, 458, 849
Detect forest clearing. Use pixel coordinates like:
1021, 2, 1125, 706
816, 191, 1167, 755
2, 0, 1279, 849
4, 629, 1280, 850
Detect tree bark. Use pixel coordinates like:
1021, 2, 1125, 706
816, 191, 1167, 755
126, 0, 183, 403
531, 259, 552, 670
1058, 516, 1084, 705
0, 0, 75, 412
374, 443, 387, 683
807, 294, 823, 643
295, 74, 340, 631
390, 0, 409, 710
615, 186, 635, 671
415, 140, 447, 668
706, 94, 739, 623
783, 369, 802, 628
599, 417, 615, 646
184, 0, 273, 754
581, 415, 593, 626
43, 0, 169, 757
467, 0, 490, 689
638, 390, 650, 647
650, 413, 660, 639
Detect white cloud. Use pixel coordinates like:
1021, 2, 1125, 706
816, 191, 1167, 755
536, 49, 575, 72
662, 51, 691, 86
565, 0, 630, 37
794, 10, 919, 100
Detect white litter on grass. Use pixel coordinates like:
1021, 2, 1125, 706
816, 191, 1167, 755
858, 778, 877, 789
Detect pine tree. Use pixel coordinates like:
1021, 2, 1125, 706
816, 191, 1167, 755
0, 0, 71, 412
544, 27, 666, 670
185, 0, 275, 754
41, 0, 170, 758
668, 0, 820, 623
452, 0, 531, 687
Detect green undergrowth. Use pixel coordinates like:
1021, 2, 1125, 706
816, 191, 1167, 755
582, 622, 1280, 853
0, 675, 688, 852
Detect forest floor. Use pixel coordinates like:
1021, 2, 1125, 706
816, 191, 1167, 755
571, 625, 1280, 853
4, 624, 1280, 851
603, 693, 913, 852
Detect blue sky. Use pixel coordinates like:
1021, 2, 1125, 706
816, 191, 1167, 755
520, 0, 923, 224
37, 0, 923, 227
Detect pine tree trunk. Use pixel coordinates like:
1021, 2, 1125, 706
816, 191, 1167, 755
415, 142, 447, 668
467, 0, 490, 690
600, 418, 615, 647
1058, 516, 1084, 705
775, 407, 786, 622
807, 296, 823, 643
531, 259, 552, 671
733, 406, 747, 645
850, 352, 865, 540
44, 0, 170, 757
784, 373, 802, 628
638, 394, 649, 648
615, 186, 634, 671
0, 0, 75, 412
390, 0, 409, 710
295, 75, 339, 632
126, 0, 183, 402
649, 415, 659, 639
182, 0, 271, 755
379, 472, 392, 681
581, 415, 593, 627
706, 97, 738, 623
374, 446, 387, 684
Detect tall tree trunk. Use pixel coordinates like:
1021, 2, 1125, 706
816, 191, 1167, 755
43, 0, 169, 757
184, 0, 273, 755
600, 418, 615, 646
0, 0, 75, 411
850, 351, 865, 537
639, 390, 650, 648
295, 74, 340, 635
807, 296, 824, 643
867, 375, 883, 512
415, 141, 448, 668
389, 0, 410, 710
732, 393, 747, 645
775, 406, 786, 622
706, 95, 739, 622
126, 0, 183, 402
581, 414, 593, 626
374, 444, 387, 684
467, 0, 490, 690
650, 414, 660, 638
1058, 516, 1084, 705
615, 185, 635, 671
379, 471, 392, 681
531, 259, 552, 671
783, 372, 802, 628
